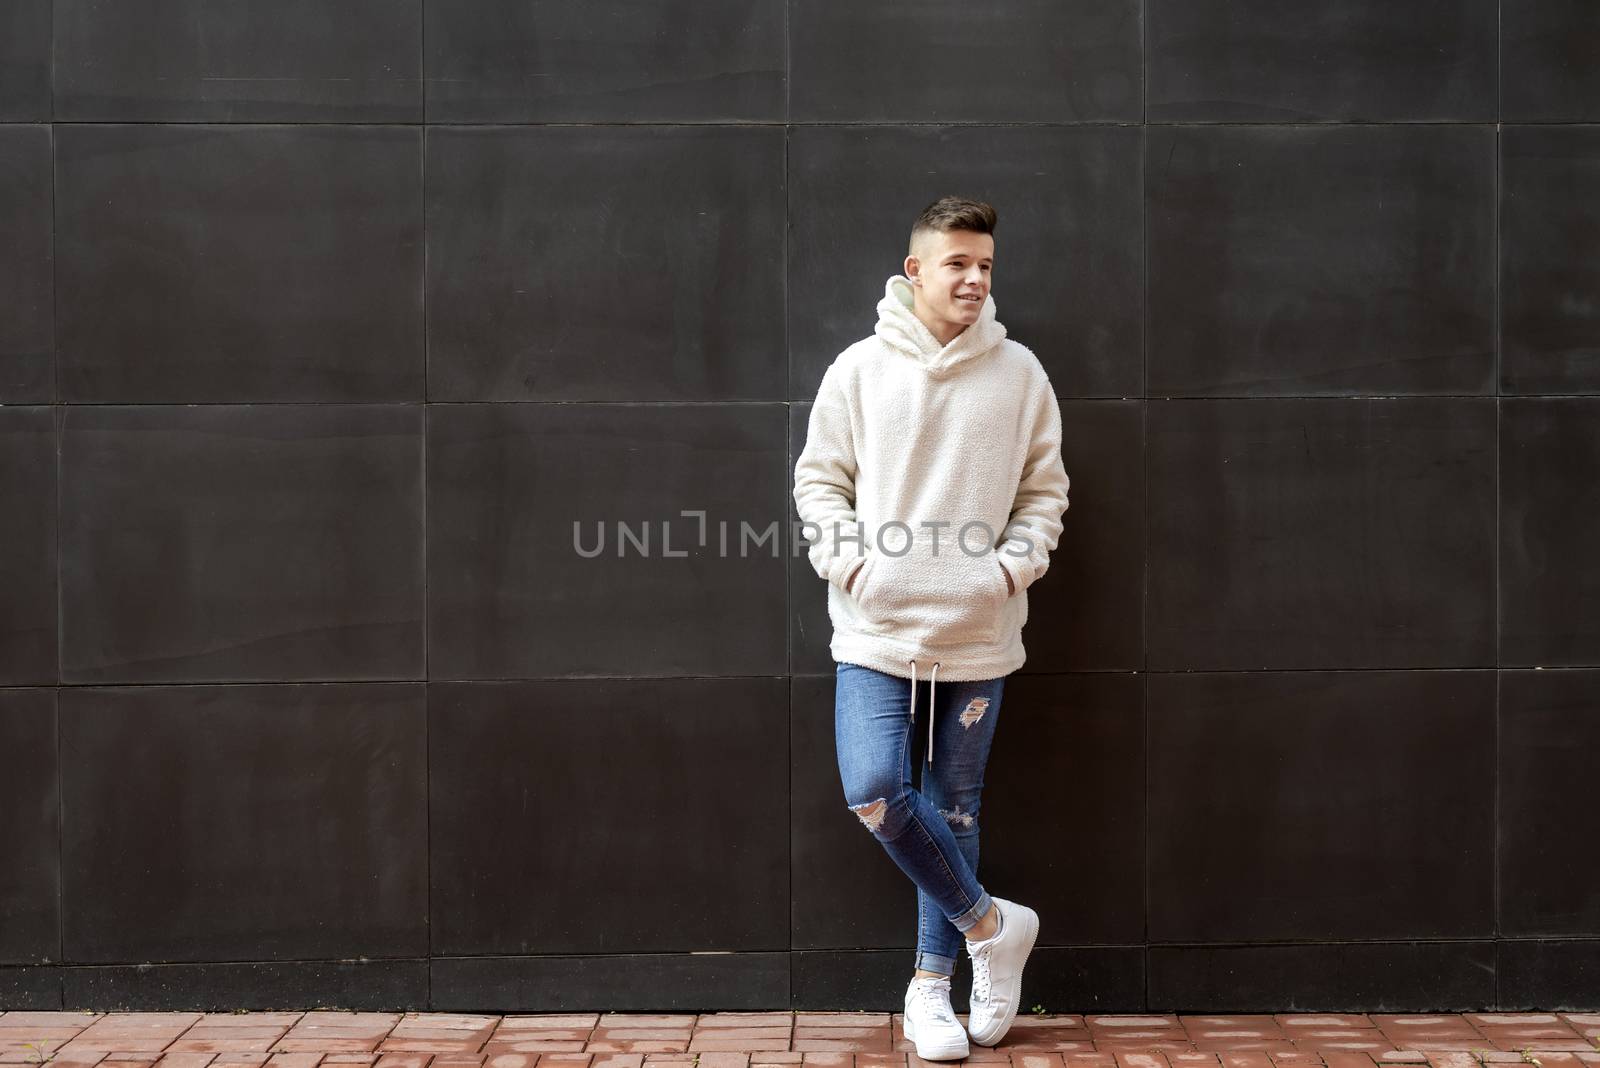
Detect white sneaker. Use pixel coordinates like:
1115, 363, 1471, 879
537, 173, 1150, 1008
963, 896, 1039, 1046
902, 973, 970, 1061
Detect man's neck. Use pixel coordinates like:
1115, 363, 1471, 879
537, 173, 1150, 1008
912, 298, 967, 348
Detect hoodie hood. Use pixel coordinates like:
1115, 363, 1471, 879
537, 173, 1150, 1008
873, 274, 1007, 378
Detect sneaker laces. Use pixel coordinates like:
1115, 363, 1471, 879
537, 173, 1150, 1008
967, 941, 992, 1006
910, 975, 957, 1023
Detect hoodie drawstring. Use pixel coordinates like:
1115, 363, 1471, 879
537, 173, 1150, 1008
908, 658, 940, 767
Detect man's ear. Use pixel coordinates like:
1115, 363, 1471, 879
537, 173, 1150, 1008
903, 254, 920, 283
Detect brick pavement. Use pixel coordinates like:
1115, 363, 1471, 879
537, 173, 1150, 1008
2, 1012, 1598, 1068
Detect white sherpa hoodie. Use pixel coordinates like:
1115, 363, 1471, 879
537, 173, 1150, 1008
794, 274, 1071, 744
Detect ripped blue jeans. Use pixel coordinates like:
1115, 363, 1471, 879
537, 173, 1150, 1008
833, 660, 1006, 977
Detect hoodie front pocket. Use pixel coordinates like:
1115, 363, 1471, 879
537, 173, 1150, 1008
854, 532, 1010, 647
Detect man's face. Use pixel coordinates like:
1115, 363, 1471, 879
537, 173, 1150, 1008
905, 229, 995, 338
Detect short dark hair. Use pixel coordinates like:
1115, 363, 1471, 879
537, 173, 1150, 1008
909, 196, 998, 256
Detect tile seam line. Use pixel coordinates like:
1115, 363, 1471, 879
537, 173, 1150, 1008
51, 396, 1600, 406
43, 119, 1565, 128
38, 933, 1568, 971
26, 666, 1590, 691
421, 0, 431, 1012
24, 668, 1183, 681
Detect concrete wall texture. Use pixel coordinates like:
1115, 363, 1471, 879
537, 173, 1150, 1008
2, 0, 1599, 1014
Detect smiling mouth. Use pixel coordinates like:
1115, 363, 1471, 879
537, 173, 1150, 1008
956, 294, 982, 303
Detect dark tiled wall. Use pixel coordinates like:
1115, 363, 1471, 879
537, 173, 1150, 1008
1, 0, 1598, 1015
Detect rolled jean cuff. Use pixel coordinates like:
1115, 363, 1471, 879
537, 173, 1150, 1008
915, 951, 959, 976
951, 889, 993, 934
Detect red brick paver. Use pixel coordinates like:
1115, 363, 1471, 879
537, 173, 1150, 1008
1, 1013, 1598, 1068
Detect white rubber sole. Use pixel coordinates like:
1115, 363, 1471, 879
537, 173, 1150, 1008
967, 901, 1040, 1047
903, 1012, 970, 1061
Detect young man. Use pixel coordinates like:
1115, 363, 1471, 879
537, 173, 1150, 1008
792, 196, 1072, 1060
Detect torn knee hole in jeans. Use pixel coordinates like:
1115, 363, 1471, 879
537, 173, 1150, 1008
849, 797, 889, 832
959, 697, 990, 728
938, 804, 976, 829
